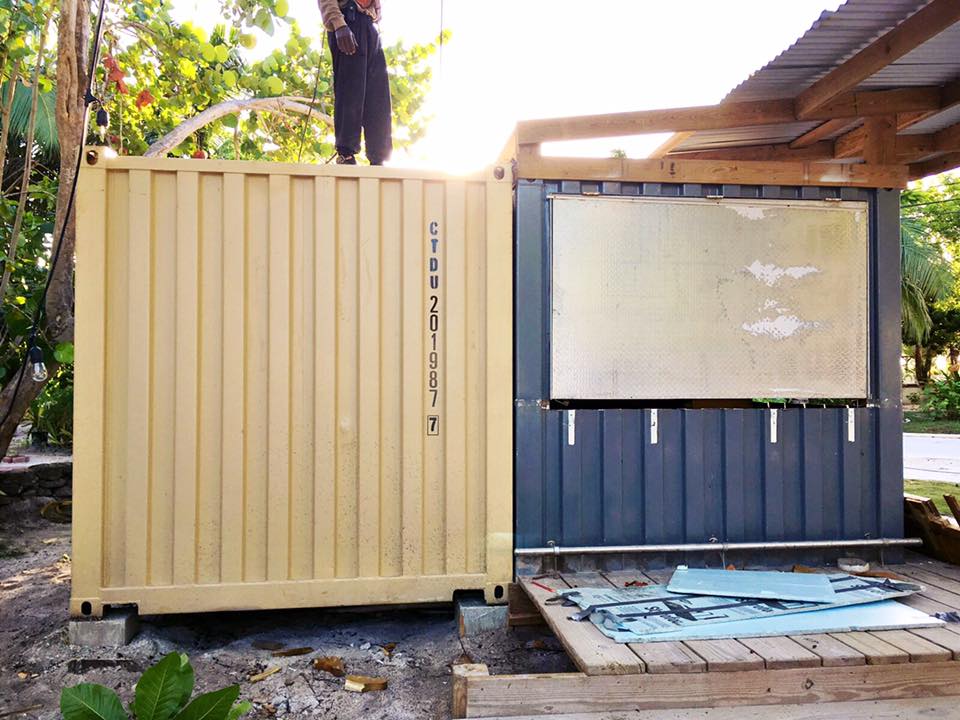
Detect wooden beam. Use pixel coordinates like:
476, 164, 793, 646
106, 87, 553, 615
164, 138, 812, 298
790, 119, 851, 148
796, 0, 960, 118
814, 86, 942, 120
457, 662, 960, 717
910, 152, 960, 180
862, 116, 898, 164
649, 132, 693, 158
936, 121, 960, 153
517, 150, 908, 189
671, 141, 835, 162
895, 133, 938, 161
516, 99, 797, 145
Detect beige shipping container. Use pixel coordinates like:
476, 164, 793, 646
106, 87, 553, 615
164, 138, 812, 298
71, 149, 513, 617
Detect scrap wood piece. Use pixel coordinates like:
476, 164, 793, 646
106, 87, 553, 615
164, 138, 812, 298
519, 577, 645, 675
312, 656, 345, 677
272, 647, 313, 657
343, 675, 387, 693
946, 494, 960, 526
248, 666, 281, 682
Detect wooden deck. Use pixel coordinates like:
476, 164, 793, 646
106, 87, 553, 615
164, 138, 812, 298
518, 557, 960, 675
453, 553, 960, 718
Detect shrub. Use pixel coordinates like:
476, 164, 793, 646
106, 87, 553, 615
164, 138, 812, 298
921, 374, 960, 420
61, 652, 250, 720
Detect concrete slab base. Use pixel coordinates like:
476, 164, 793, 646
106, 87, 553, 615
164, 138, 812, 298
68, 607, 139, 647
456, 594, 508, 637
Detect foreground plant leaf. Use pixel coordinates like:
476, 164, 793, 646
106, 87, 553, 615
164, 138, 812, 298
60, 684, 126, 720
132, 652, 195, 720
172, 686, 239, 720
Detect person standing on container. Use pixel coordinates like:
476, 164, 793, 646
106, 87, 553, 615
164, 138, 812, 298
319, 0, 393, 166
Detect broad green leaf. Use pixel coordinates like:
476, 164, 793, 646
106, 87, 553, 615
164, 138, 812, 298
61, 684, 127, 720
275, 0, 289, 18
132, 652, 194, 720
172, 687, 239, 720
200, 43, 216, 63
54, 342, 74, 364
178, 58, 197, 80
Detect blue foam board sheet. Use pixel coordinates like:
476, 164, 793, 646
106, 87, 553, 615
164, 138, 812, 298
667, 567, 838, 603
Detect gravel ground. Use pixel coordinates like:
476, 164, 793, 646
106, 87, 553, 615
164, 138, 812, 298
0, 499, 571, 719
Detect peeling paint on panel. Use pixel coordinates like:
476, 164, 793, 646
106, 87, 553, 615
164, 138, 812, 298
741, 315, 821, 339
744, 260, 820, 286
731, 205, 767, 221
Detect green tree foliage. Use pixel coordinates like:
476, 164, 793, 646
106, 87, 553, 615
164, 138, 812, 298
101, 0, 441, 161
0, 0, 439, 449
61, 652, 250, 720
901, 176, 960, 384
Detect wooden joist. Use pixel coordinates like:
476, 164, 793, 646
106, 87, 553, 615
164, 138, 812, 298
454, 661, 960, 717
911, 151, 960, 180
795, 0, 960, 118
670, 141, 835, 162
790, 119, 851, 149
517, 150, 909, 188
516, 86, 950, 146
648, 131, 694, 158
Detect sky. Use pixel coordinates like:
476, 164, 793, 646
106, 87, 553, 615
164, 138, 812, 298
171, 0, 845, 172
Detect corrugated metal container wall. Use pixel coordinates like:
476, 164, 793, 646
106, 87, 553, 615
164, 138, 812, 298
515, 180, 903, 557
71, 151, 513, 617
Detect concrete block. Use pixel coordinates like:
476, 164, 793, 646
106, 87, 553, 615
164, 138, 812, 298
68, 607, 139, 647
456, 595, 508, 637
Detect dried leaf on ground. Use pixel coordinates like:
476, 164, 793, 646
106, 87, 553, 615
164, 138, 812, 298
40, 500, 71, 523
343, 675, 387, 693
624, 580, 647, 587
272, 647, 313, 657
252, 640, 285, 651
312, 656, 345, 677
524, 639, 546, 650
381, 642, 397, 657
248, 666, 281, 683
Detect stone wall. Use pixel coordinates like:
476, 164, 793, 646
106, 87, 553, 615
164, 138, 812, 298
0, 460, 71, 506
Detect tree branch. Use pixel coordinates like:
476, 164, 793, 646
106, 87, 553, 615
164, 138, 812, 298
143, 96, 333, 158
0, 17, 52, 305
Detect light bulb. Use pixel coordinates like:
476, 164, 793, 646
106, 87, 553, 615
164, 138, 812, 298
28, 345, 47, 383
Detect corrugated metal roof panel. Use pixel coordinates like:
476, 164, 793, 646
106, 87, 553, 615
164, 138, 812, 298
671, 0, 960, 154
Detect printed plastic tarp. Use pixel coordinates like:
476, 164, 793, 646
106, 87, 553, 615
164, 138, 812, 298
557, 574, 922, 643
667, 567, 838, 603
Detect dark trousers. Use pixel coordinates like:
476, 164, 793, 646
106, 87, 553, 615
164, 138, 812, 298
328, 7, 392, 164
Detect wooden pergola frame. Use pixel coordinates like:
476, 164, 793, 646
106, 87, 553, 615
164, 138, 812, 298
507, 0, 960, 188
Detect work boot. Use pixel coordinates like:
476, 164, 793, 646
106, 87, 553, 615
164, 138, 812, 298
336, 154, 357, 165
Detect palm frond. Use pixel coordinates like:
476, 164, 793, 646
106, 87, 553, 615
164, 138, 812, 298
902, 279, 933, 344
901, 216, 954, 302
3, 81, 58, 156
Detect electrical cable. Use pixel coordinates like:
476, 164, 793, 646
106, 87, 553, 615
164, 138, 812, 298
0, 0, 109, 435
297, 31, 325, 164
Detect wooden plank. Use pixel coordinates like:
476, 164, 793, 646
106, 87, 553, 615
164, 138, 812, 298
946, 494, 960, 526
815, 86, 943, 120
796, 0, 960, 117
870, 629, 953, 662
479, 697, 960, 720
516, 99, 797, 144
909, 626, 960, 659
452, 663, 489, 719
830, 632, 909, 665
890, 566, 960, 609
517, 151, 908, 188
738, 636, 821, 669
671, 141, 835, 162
519, 578, 645, 675
459, 661, 960, 717
789, 633, 866, 667
790, 119, 851, 148
601, 570, 708, 674
683, 639, 764, 672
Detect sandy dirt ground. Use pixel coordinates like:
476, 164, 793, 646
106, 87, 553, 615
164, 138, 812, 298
0, 499, 571, 719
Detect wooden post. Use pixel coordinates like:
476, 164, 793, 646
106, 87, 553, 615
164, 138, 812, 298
862, 116, 897, 165
452, 663, 489, 718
